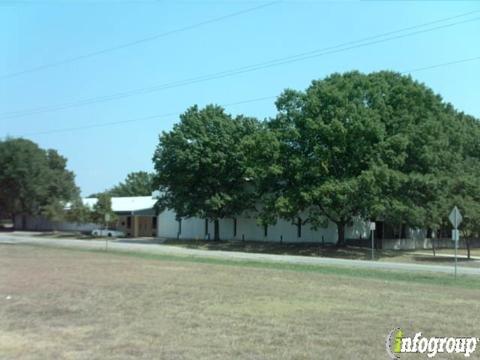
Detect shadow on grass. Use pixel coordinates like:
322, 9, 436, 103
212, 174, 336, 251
161, 239, 411, 261
33, 232, 100, 240
413, 256, 474, 263
33, 232, 161, 243
116, 238, 165, 245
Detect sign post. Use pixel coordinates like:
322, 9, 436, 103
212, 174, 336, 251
370, 221, 376, 260
448, 206, 462, 279
104, 213, 111, 252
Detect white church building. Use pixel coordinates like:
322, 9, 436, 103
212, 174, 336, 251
156, 208, 369, 244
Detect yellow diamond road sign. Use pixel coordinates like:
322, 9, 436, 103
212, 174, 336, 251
449, 206, 462, 229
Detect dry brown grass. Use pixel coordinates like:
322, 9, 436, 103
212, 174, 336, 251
0, 244, 478, 360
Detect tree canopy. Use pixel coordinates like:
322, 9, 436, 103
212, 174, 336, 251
91, 193, 117, 227
260, 71, 480, 245
152, 105, 260, 240
92, 171, 155, 197
152, 71, 480, 245
0, 138, 79, 223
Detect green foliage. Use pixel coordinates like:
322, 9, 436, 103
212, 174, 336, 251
92, 171, 155, 197
66, 198, 92, 224
152, 71, 480, 246
260, 71, 480, 245
0, 138, 79, 221
41, 201, 66, 229
152, 105, 259, 240
91, 194, 117, 227
263, 72, 390, 243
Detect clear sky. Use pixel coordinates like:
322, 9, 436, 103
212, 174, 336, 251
1, 0, 479, 196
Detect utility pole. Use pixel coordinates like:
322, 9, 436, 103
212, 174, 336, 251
449, 206, 462, 280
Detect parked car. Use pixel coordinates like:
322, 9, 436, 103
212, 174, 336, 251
91, 229, 125, 238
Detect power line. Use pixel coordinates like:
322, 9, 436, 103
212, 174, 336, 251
401, 56, 480, 74
17, 55, 480, 137
18, 95, 277, 136
1, 11, 479, 120
0, 1, 280, 80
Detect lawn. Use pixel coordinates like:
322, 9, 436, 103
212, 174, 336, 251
1, 244, 479, 360
162, 238, 480, 267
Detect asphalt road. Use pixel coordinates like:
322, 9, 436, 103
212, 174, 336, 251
1, 232, 479, 276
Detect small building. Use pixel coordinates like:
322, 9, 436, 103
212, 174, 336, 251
84, 196, 157, 237
15, 196, 158, 238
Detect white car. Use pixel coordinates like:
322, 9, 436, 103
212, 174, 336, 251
91, 229, 125, 238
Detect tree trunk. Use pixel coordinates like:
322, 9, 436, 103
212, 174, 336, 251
22, 215, 27, 230
336, 222, 346, 247
431, 236, 436, 257
466, 238, 471, 260
400, 224, 407, 239
431, 230, 436, 257
214, 219, 220, 241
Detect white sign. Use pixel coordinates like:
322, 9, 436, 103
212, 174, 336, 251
448, 206, 462, 229
452, 229, 460, 242
105, 213, 111, 222
370, 222, 376, 231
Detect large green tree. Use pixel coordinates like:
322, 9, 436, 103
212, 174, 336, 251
264, 72, 387, 245
262, 71, 480, 245
0, 138, 79, 225
92, 171, 155, 197
152, 105, 259, 240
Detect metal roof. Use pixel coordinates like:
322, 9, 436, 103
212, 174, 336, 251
82, 196, 156, 213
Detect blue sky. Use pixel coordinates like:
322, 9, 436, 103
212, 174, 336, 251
1, 0, 479, 196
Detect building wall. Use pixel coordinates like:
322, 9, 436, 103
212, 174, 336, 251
15, 213, 157, 237
156, 210, 370, 244
14, 215, 97, 233
157, 209, 181, 238
117, 215, 156, 237
137, 216, 156, 237
116, 215, 131, 236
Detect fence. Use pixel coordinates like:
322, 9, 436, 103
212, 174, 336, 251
382, 237, 480, 250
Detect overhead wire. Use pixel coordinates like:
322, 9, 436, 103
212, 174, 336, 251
17, 55, 480, 137
0, 1, 280, 80
1, 11, 478, 120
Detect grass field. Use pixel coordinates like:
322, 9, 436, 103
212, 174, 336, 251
162, 238, 480, 267
1, 244, 479, 359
